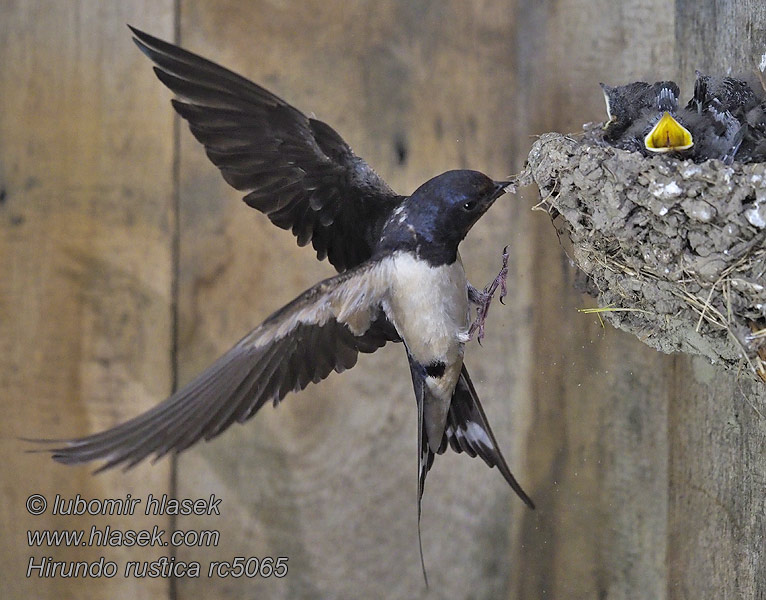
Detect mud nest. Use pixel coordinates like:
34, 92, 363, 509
525, 132, 766, 382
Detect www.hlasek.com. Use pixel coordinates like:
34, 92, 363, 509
25, 493, 287, 579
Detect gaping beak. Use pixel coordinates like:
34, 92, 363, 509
644, 111, 693, 152
492, 180, 514, 199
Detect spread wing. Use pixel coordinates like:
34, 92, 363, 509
34, 259, 399, 471
130, 26, 403, 272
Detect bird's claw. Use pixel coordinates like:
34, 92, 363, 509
468, 246, 509, 344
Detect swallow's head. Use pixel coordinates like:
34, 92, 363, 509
409, 169, 510, 241
379, 170, 511, 264
600, 81, 653, 138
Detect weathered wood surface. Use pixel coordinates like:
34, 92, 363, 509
512, 2, 676, 598
670, 3, 766, 598
2, 1, 764, 599
0, 2, 176, 599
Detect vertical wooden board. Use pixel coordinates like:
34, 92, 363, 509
512, 1, 676, 598
670, 3, 766, 597
667, 362, 766, 599
676, 0, 766, 87
171, 1, 533, 598
0, 3, 175, 599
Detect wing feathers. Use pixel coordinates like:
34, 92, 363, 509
37, 259, 395, 470
130, 26, 402, 273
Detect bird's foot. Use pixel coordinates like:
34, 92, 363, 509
468, 246, 509, 344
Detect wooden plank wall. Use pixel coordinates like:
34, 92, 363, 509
670, 3, 766, 597
1, 1, 763, 598
0, 3, 176, 600
512, 4, 677, 597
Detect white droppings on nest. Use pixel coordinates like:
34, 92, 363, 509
681, 164, 702, 179
650, 180, 683, 199
745, 191, 766, 228
746, 206, 766, 228
760, 52, 766, 73
683, 200, 715, 222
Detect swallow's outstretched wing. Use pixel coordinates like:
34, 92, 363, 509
34, 259, 399, 471
130, 26, 403, 272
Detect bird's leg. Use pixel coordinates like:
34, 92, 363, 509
468, 245, 509, 344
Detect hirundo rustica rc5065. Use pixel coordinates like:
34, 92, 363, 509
33, 27, 535, 578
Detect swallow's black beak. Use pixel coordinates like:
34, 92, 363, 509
491, 180, 513, 199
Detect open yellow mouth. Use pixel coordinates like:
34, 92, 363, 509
644, 112, 693, 152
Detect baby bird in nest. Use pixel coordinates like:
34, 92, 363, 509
598, 72, 766, 164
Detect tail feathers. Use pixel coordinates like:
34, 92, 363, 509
420, 363, 535, 509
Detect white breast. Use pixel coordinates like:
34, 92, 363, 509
383, 252, 469, 368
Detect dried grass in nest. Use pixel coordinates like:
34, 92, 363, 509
523, 132, 766, 383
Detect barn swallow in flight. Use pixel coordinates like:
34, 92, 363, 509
599, 74, 766, 164
34, 27, 535, 577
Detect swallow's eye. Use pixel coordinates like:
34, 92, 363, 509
462, 200, 477, 212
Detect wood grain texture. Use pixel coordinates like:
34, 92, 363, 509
0, 2, 175, 598
512, 1, 676, 598
677, 0, 766, 90
671, 3, 766, 598
668, 360, 766, 599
